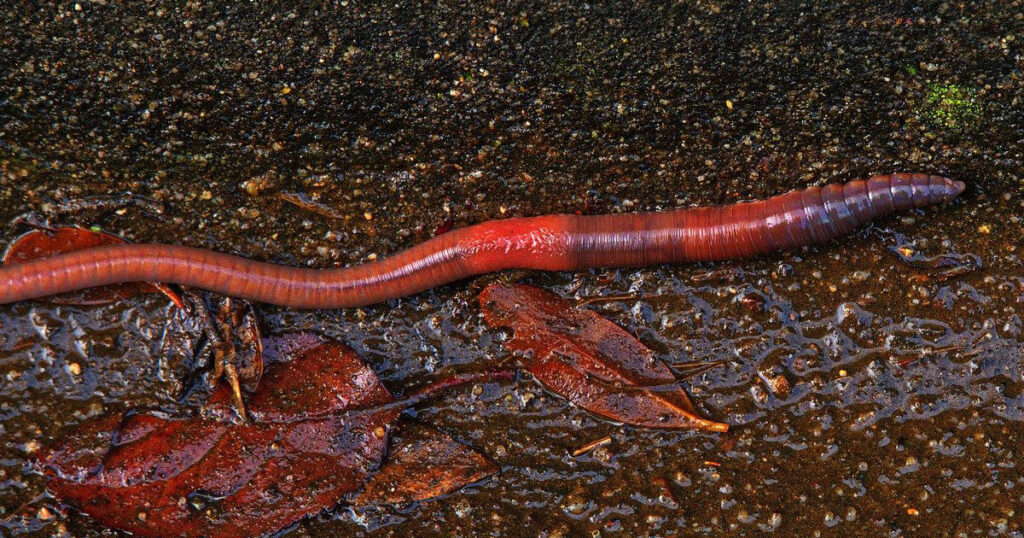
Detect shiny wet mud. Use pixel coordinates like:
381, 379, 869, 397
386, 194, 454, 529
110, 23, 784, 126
1, 1, 1022, 535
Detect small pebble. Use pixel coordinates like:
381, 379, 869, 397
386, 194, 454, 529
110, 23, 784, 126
519, 391, 535, 407
768, 375, 791, 398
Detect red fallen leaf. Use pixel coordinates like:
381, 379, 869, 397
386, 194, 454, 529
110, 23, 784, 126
479, 283, 728, 432
2, 227, 183, 307
354, 423, 498, 506
235, 339, 393, 422
36, 334, 511, 537
36, 335, 396, 537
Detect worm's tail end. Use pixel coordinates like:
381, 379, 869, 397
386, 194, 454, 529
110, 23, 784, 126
870, 173, 965, 210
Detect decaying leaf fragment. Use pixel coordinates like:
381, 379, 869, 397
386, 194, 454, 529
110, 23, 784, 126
186, 294, 266, 420
479, 283, 727, 432
355, 423, 498, 505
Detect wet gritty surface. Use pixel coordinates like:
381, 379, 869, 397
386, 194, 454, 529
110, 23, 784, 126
1, 1, 1023, 536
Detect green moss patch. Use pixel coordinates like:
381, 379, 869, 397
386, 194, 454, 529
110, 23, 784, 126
921, 83, 983, 131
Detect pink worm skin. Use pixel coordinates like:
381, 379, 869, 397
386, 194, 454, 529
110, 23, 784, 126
0, 173, 964, 309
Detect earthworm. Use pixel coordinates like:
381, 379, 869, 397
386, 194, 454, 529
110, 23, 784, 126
0, 173, 964, 309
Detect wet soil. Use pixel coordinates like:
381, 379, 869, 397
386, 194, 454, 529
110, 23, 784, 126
1, 1, 1023, 535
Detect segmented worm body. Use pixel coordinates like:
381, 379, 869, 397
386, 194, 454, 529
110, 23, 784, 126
0, 173, 963, 309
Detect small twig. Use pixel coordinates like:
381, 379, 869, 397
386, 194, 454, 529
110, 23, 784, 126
579, 293, 651, 306
572, 435, 612, 457
671, 359, 726, 381
276, 192, 346, 220
10, 338, 37, 353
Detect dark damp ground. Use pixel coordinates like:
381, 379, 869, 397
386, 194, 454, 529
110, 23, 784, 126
1, 1, 1022, 535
